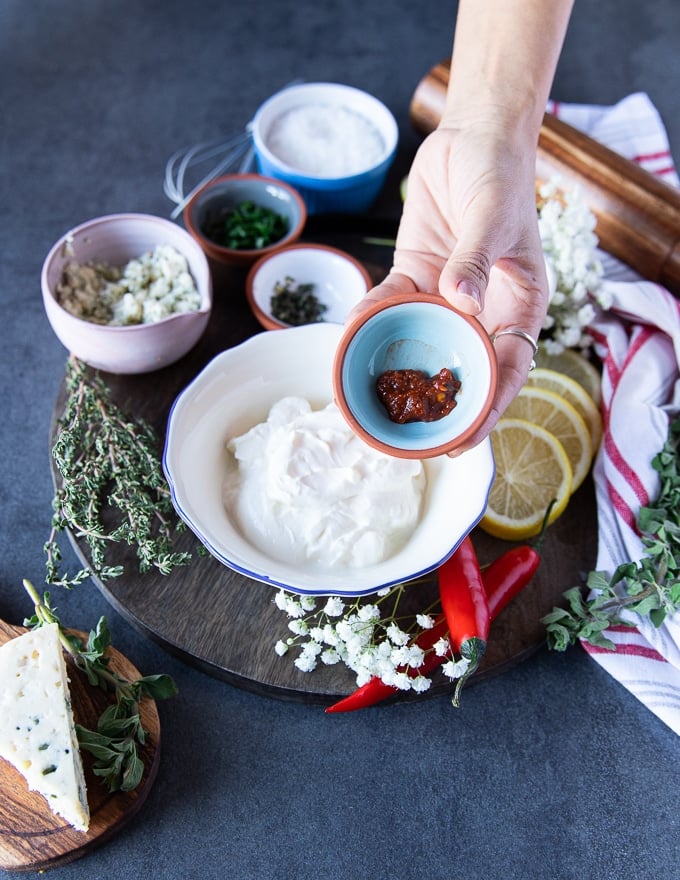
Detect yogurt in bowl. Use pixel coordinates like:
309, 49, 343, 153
163, 323, 495, 596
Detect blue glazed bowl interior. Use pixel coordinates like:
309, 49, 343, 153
340, 301, 495, 453
251, 82, 398, 214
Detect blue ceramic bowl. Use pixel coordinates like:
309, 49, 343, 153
250, 82, 398, 215
333, 294, 498, 459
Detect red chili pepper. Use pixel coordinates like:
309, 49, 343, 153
437, 535, 490, 707
325, 540, 542, 714
483, 545, 541, 618
325, 613, 449, 714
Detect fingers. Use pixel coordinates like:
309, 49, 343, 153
446, 332, 535, 457
344, 271, 418, 323
437, 200, 503, 315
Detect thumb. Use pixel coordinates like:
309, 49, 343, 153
438, 238, 493, 316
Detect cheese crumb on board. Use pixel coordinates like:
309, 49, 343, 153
0, 623, 89, 832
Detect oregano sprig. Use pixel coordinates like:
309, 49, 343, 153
23, 578, 177, 792
46, 356, 192, 587
543, 416, 680, 650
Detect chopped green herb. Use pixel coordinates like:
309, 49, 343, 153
202, 200, 289, 250
270, 276, 327, 326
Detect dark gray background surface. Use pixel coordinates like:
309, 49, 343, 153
1, 2, 679, 878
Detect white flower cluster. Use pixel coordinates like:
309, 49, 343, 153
538, 179, 610, 353
273, 587, 470, 692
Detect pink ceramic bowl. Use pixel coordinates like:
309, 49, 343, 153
42, 213, 212, 374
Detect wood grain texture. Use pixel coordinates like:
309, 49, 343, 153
409, 60, 680, 296
46, 224, 598, 706
0, 620, 161, 873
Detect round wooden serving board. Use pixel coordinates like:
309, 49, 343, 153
0, 619, 161, 873
48, 218, 598, 705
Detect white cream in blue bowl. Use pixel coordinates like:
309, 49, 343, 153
333, 294, 498, 459
251, 82, 398, 215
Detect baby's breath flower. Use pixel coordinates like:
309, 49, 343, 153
273, 577, 468, 696
433, 637, 451, 657
386, 622, 409, 646
538, 180, 604, 353
390, 645, 411, 666
323, 596, 345, 616
410, 675, 432, 694
442, 657, 471, 681
358, 603, 380, 622
406, 645, 425, 668
391, 671, 412, 691
277, 592, 307, 619
322, 623, 339, 646
294, 653, 317, 673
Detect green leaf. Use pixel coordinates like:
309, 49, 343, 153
121, 754, 145, 791
136, 673, 178, 701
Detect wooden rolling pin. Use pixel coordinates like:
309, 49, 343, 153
409, 60, 680, 296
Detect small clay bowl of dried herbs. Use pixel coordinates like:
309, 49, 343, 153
183, 173, 307, 267
245, 243, 372, 331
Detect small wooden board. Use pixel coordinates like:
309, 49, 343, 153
0, 619, 161, 873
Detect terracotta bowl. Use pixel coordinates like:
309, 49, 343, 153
245, 243, 372, 331
183, 173, 306, 267
332, 293, 498, 459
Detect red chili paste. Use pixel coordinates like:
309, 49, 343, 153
376, 368, 462, 424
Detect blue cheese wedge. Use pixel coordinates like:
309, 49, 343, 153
0, 623, 89, 832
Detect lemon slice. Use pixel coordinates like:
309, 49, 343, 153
525, 367, 603, 453
534, 346, 602, 406
481, 418, 572, 540
504, 386, 592, 492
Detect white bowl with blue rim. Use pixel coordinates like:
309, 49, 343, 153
163, 322, 495, 596
245, 242, 372, 330
250, 82, 398, 215
333, 293, 499, 459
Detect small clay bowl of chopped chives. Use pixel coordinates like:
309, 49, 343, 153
245, 243, 372, 331
183, 173, 307, 267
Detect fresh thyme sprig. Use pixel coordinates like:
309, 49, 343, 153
22, 578, 178, 792
543, 416, 680, 650
46, 356, 192, 587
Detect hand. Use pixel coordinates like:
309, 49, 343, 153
358, 121, 549, 453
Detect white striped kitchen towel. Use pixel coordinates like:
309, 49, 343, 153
547, 94, 680, 733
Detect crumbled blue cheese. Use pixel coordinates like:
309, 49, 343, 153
0, 623, 89, 832
56, 243, 201, 326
